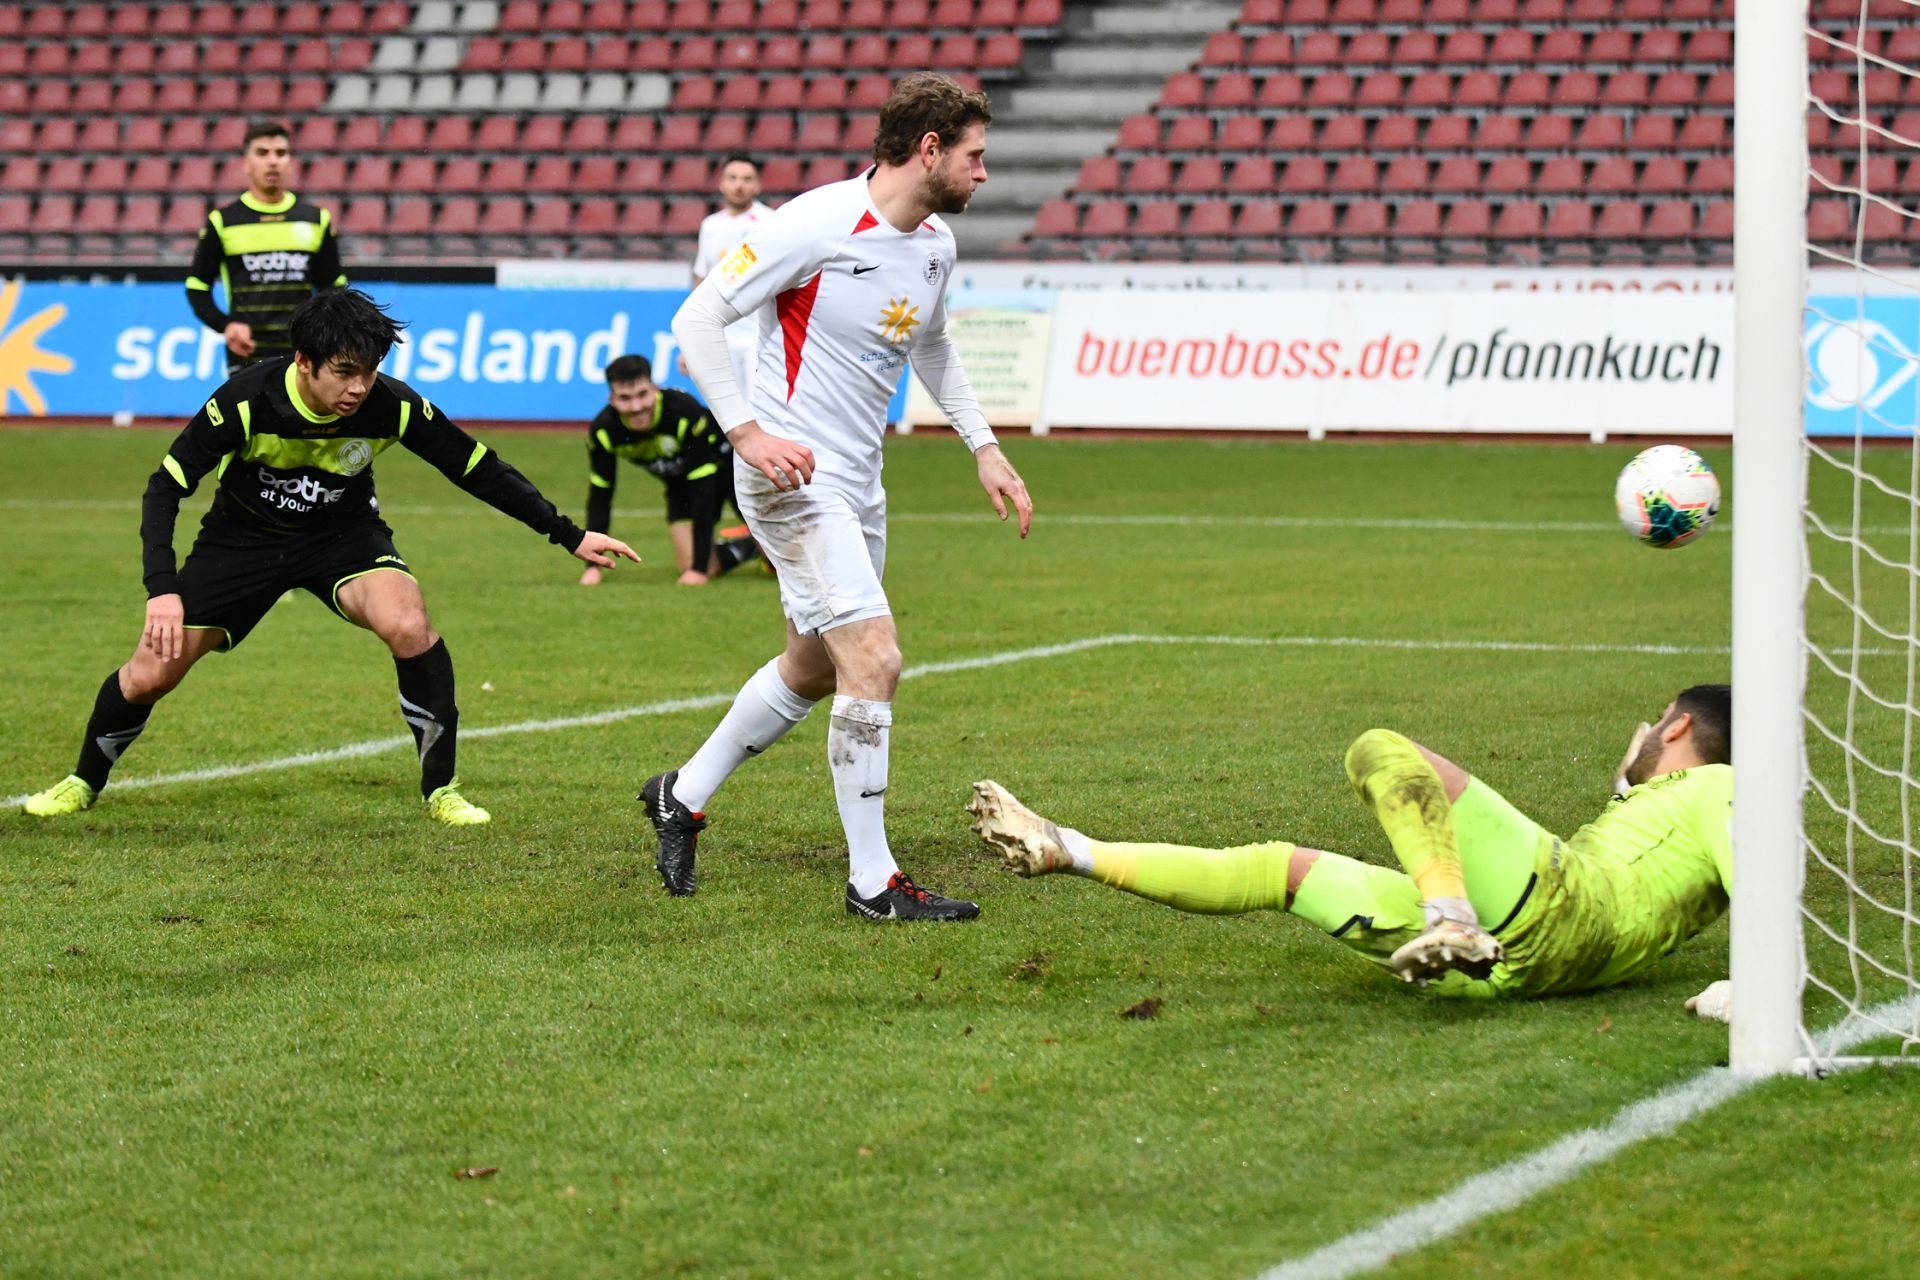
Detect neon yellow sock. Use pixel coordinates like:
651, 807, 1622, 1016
1344, 728, 1468, 905
1085, 839, 1294, 915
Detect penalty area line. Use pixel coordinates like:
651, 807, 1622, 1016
1254, 1000, 1920, 1280
7, 631, 1724, 807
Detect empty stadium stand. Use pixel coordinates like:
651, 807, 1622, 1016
0, 0, 1063, 264
1022, 0, 1920, 264
2, 0, 1917, 266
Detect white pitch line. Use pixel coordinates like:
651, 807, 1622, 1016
5, 632, 1725, 807
1256, 993, 1920, 1280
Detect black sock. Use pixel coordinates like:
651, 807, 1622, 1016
75, 670, 153, 792
394, 638, 459, 798
714, 537, 762, 577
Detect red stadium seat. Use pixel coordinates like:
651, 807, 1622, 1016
1395, 200, 1442, 237
1288, 200, 1336, 236
1679, 116, 1729, 150
1546, 201, 1595, 239
1645, 201, 1696, 239
305, 156, 351, 192
1075, 156, 1121, 193
1209, 73, 1257, 109
1483, 156, 1532, 192
1404, 72, 1452, 108
620, 198, 665, 235
1640, 157, 1689, 194
1536, 29, 1582, 62
1491, 201, 1545, 239
1248, 33, 1292, 66
1535, 157, 1584, 193
1225, 156, 1275, 192
1555, 71, 1601, 107
1329, 155, 1378, 192
1216, 115, 1266, 151
1201, 32, 1244, 66
1158, 73, 1205, 109
1306, 73, 1355, 108
1133, 201, 1181, 237
1319, 117, 1366, 151
1257, 73, 1305, 108
436, 198, 481, 235
1081, 201, 1129, 238
1432, 156, 1481, 191
1423, 115, 1471, 149
1593, 202, 1644, 239
1177, 156, 1224, 193
1356, 72, 1402, 107
1441, 199, 1492, 238
1381, 155, 1430, 192
483, 197, 529, 237
1587, 157, 1637, 192
664, 200, 710, 236
1699, 200, 1733, 239
1027, 199, 1078, 239
1127, 156, 1173, 192
1278, 157, 1328, 192
1234, 201, 1282, 237
1164, 116, 1214, 150
1186, 200, 1235, 238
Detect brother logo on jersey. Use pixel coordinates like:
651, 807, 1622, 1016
258, 468, 348, 512
240, 249, 314, 282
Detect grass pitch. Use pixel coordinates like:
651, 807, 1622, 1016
2, 426, 1915, 1279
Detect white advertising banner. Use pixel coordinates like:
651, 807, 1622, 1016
905, 291, 1054, 429
1038, 290, 1733, 434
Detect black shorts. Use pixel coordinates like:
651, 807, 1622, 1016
663, 467, 741, 525
175, 513, 412, 650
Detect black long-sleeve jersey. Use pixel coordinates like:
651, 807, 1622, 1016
141, 357, 584, 598
185, 191, 346, 365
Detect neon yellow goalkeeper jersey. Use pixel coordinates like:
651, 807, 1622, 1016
1495, 764, 1734, 997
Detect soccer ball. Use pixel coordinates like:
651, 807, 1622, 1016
1614, 445, 1721, 549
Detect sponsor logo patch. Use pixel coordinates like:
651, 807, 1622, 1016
719, 243, 758, 282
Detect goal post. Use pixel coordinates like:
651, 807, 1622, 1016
1729, 0, 1809, 1076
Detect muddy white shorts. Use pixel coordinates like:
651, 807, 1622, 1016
735, 459, 889, 635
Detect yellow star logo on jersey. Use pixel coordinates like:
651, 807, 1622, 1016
879, 296, 921, 345
0, 279, 74, 416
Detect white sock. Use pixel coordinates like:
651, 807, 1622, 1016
1059, 827, 1094, 874
831, 695, 898, 897
674, 658, 816, 812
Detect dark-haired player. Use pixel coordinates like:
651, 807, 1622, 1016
690, 154, 773, 396
578, 354, 761, 588
21, 290, 638, 824
186, 119, 347, 373
970, 686, 1737, 1015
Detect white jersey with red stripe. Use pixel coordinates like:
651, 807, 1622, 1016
707, 173, 956, 482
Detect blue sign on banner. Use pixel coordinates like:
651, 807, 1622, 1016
0, 279, 909, 424
1804, 294, 1920, 438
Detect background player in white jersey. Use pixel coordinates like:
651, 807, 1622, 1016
688, 155, 774, 401
651, 73, 1033, 920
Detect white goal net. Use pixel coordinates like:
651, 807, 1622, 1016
1737, 0, 1920, 1073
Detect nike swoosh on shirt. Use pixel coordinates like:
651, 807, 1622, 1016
852, 264, 880, 276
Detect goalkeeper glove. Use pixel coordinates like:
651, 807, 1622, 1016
1614, 721, 1652, 794
1685, 978, 1732, 1022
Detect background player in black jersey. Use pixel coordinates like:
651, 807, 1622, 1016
186, 120, 347, 373
20, 290, 638, 825
579, 354, 763, 588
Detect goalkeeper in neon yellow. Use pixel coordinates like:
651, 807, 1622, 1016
969, 684, 1734, 1011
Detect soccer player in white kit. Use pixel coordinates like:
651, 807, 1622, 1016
647, 73, 1033, 920
689, 155, 774, 404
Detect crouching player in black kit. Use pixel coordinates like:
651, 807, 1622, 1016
578, 354, 762, 588
20, 289, 639, 825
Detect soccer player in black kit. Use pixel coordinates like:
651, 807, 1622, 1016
578, 354, 762, 588
186, 119, 347, 372
20, 290, 639, 825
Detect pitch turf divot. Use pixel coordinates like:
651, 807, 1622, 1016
7, 633, 1730, 807
1254, 993, 1920, 1280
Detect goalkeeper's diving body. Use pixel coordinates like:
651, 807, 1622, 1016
968, 684, 1736, 1018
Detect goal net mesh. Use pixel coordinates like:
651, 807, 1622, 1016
1800, 0, 1920, 1062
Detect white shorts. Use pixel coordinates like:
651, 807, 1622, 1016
735, 460, 889, 635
